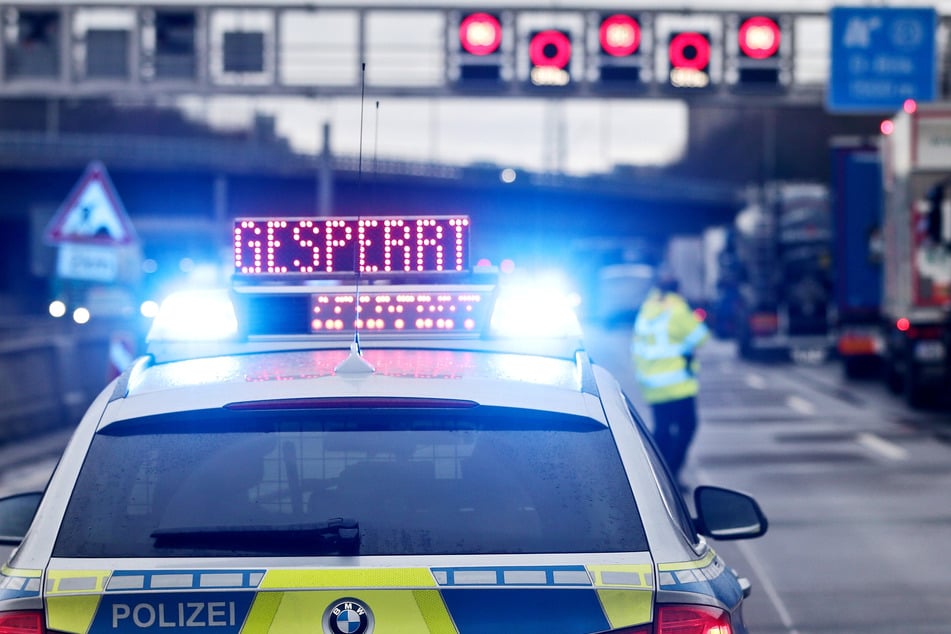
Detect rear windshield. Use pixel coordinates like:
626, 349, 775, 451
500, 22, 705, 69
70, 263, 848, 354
54, 407, 647, 557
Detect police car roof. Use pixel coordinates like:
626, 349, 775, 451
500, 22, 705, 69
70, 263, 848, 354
132, 213, 591, 419
106, 346, 607, 427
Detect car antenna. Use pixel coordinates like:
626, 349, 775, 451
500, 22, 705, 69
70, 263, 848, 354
336, 62, 375, 375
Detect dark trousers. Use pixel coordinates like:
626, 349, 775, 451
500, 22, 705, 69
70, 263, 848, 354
650, 396, 698, 481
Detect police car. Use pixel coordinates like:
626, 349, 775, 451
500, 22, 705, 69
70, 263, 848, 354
0, 215, 767, 634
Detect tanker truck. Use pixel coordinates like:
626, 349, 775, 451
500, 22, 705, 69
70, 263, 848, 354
720, 182, 834, 360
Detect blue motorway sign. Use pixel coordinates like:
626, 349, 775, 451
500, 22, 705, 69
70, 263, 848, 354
828, 6, 937, 113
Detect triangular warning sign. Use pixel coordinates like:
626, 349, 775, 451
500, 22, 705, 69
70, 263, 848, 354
44, 161, 138, 246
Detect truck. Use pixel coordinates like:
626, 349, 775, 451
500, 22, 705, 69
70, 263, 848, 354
700, 225, 733, 337
830, 140, 884, 378
662, 229, 729, 332
879, 103, 951, 407
717, 182, 835, 360
665, 234, 706, 309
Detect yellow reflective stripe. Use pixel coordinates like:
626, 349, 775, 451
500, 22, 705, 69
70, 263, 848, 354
597, 589, 653, 630
260, 568, 436, 589
46, 570, 110, 594
47, 595, 100, 634
589, 564, 653, 588
590, 564, 653, 628
1, 566, 40, 578
657, 549, 717, 572
412, 589, 456, 633
241, 591, 283, 633
264, 590, 449, 633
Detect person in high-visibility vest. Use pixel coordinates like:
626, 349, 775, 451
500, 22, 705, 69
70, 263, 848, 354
632, 274, 710, 486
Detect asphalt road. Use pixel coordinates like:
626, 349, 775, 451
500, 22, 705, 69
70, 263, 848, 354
1, 327, 950, 633
584, 324, 951, 634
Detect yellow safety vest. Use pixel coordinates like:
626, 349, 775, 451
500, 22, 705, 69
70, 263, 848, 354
632, 290, 710, 404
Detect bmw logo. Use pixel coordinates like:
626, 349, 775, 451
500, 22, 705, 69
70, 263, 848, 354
323, 598, 374, 634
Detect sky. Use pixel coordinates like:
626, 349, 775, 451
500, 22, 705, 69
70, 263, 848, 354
160, 0, 950, 175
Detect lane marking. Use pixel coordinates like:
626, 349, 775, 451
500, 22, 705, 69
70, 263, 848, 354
856, 432, 908, 461
735, 539, 801, 634
745, 373, 766, 390
785, 396, 815, 416
696, 468, 799, 634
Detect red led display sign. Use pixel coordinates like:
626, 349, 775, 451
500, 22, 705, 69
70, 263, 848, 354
233, 216, 470, 276
309, 289, 489, 334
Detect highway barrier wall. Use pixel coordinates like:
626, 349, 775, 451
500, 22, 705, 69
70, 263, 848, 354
0, 329, 111, 446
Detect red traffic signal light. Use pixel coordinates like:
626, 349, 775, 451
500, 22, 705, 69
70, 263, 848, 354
738, 16, 780, 59
731, 15, 786, 88
599, 14, 640, 57
451, 12, 507, 86
529, 29, 572, 87
593, 13, 646, 88
669, 32, 711, 71
529, 30, 571, 69
667, 31, 711, 88
459, 12, 502, 56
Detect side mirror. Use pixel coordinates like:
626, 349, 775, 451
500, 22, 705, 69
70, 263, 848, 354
0, 492, 43, 545
693, 485, 768, 540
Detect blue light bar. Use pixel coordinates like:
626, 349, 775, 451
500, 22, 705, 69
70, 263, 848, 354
233, 216, 470, 277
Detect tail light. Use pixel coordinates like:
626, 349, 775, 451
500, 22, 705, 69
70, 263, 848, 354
908, 325, 943, 339
598, 605, 732, 634
657, 605, 732, 634
897, 318, 944, 340
749, 312, 778, 335
0, 612, 45, 634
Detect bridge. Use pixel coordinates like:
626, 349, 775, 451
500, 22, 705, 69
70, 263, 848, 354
0, 2, 930, 440
0, 3, 946, 107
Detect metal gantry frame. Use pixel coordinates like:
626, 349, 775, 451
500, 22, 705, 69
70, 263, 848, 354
0, 3, 855, 104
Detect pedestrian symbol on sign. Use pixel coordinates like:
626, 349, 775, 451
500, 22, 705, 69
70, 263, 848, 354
44, 161, 138, 246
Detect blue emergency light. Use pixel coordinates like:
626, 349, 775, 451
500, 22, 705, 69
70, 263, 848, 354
232, 216, 470, 277
146, 214, 582, 358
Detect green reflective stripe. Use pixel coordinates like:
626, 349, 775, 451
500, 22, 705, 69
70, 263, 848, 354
413, 589, 457, 633
597, 589, 653, 630
638, 368, 692, 389
241, 591, 283, 633
1, 566, 40, 578
634, 342, 686, 360
658, 549, 717, 571
634, 314, 683, 360
47, 595, 100, 634
589, 564, 653, 589
590, 564, 654, 629
46, 570, 110, 595
266, 590, 443, 633
634, 355, 687, 380
262, 592, 317, 632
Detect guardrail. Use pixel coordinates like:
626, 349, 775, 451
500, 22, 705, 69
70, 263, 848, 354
0, 327, 112, 445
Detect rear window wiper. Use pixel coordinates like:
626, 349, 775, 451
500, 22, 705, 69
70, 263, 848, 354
151, 517, 360, 555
